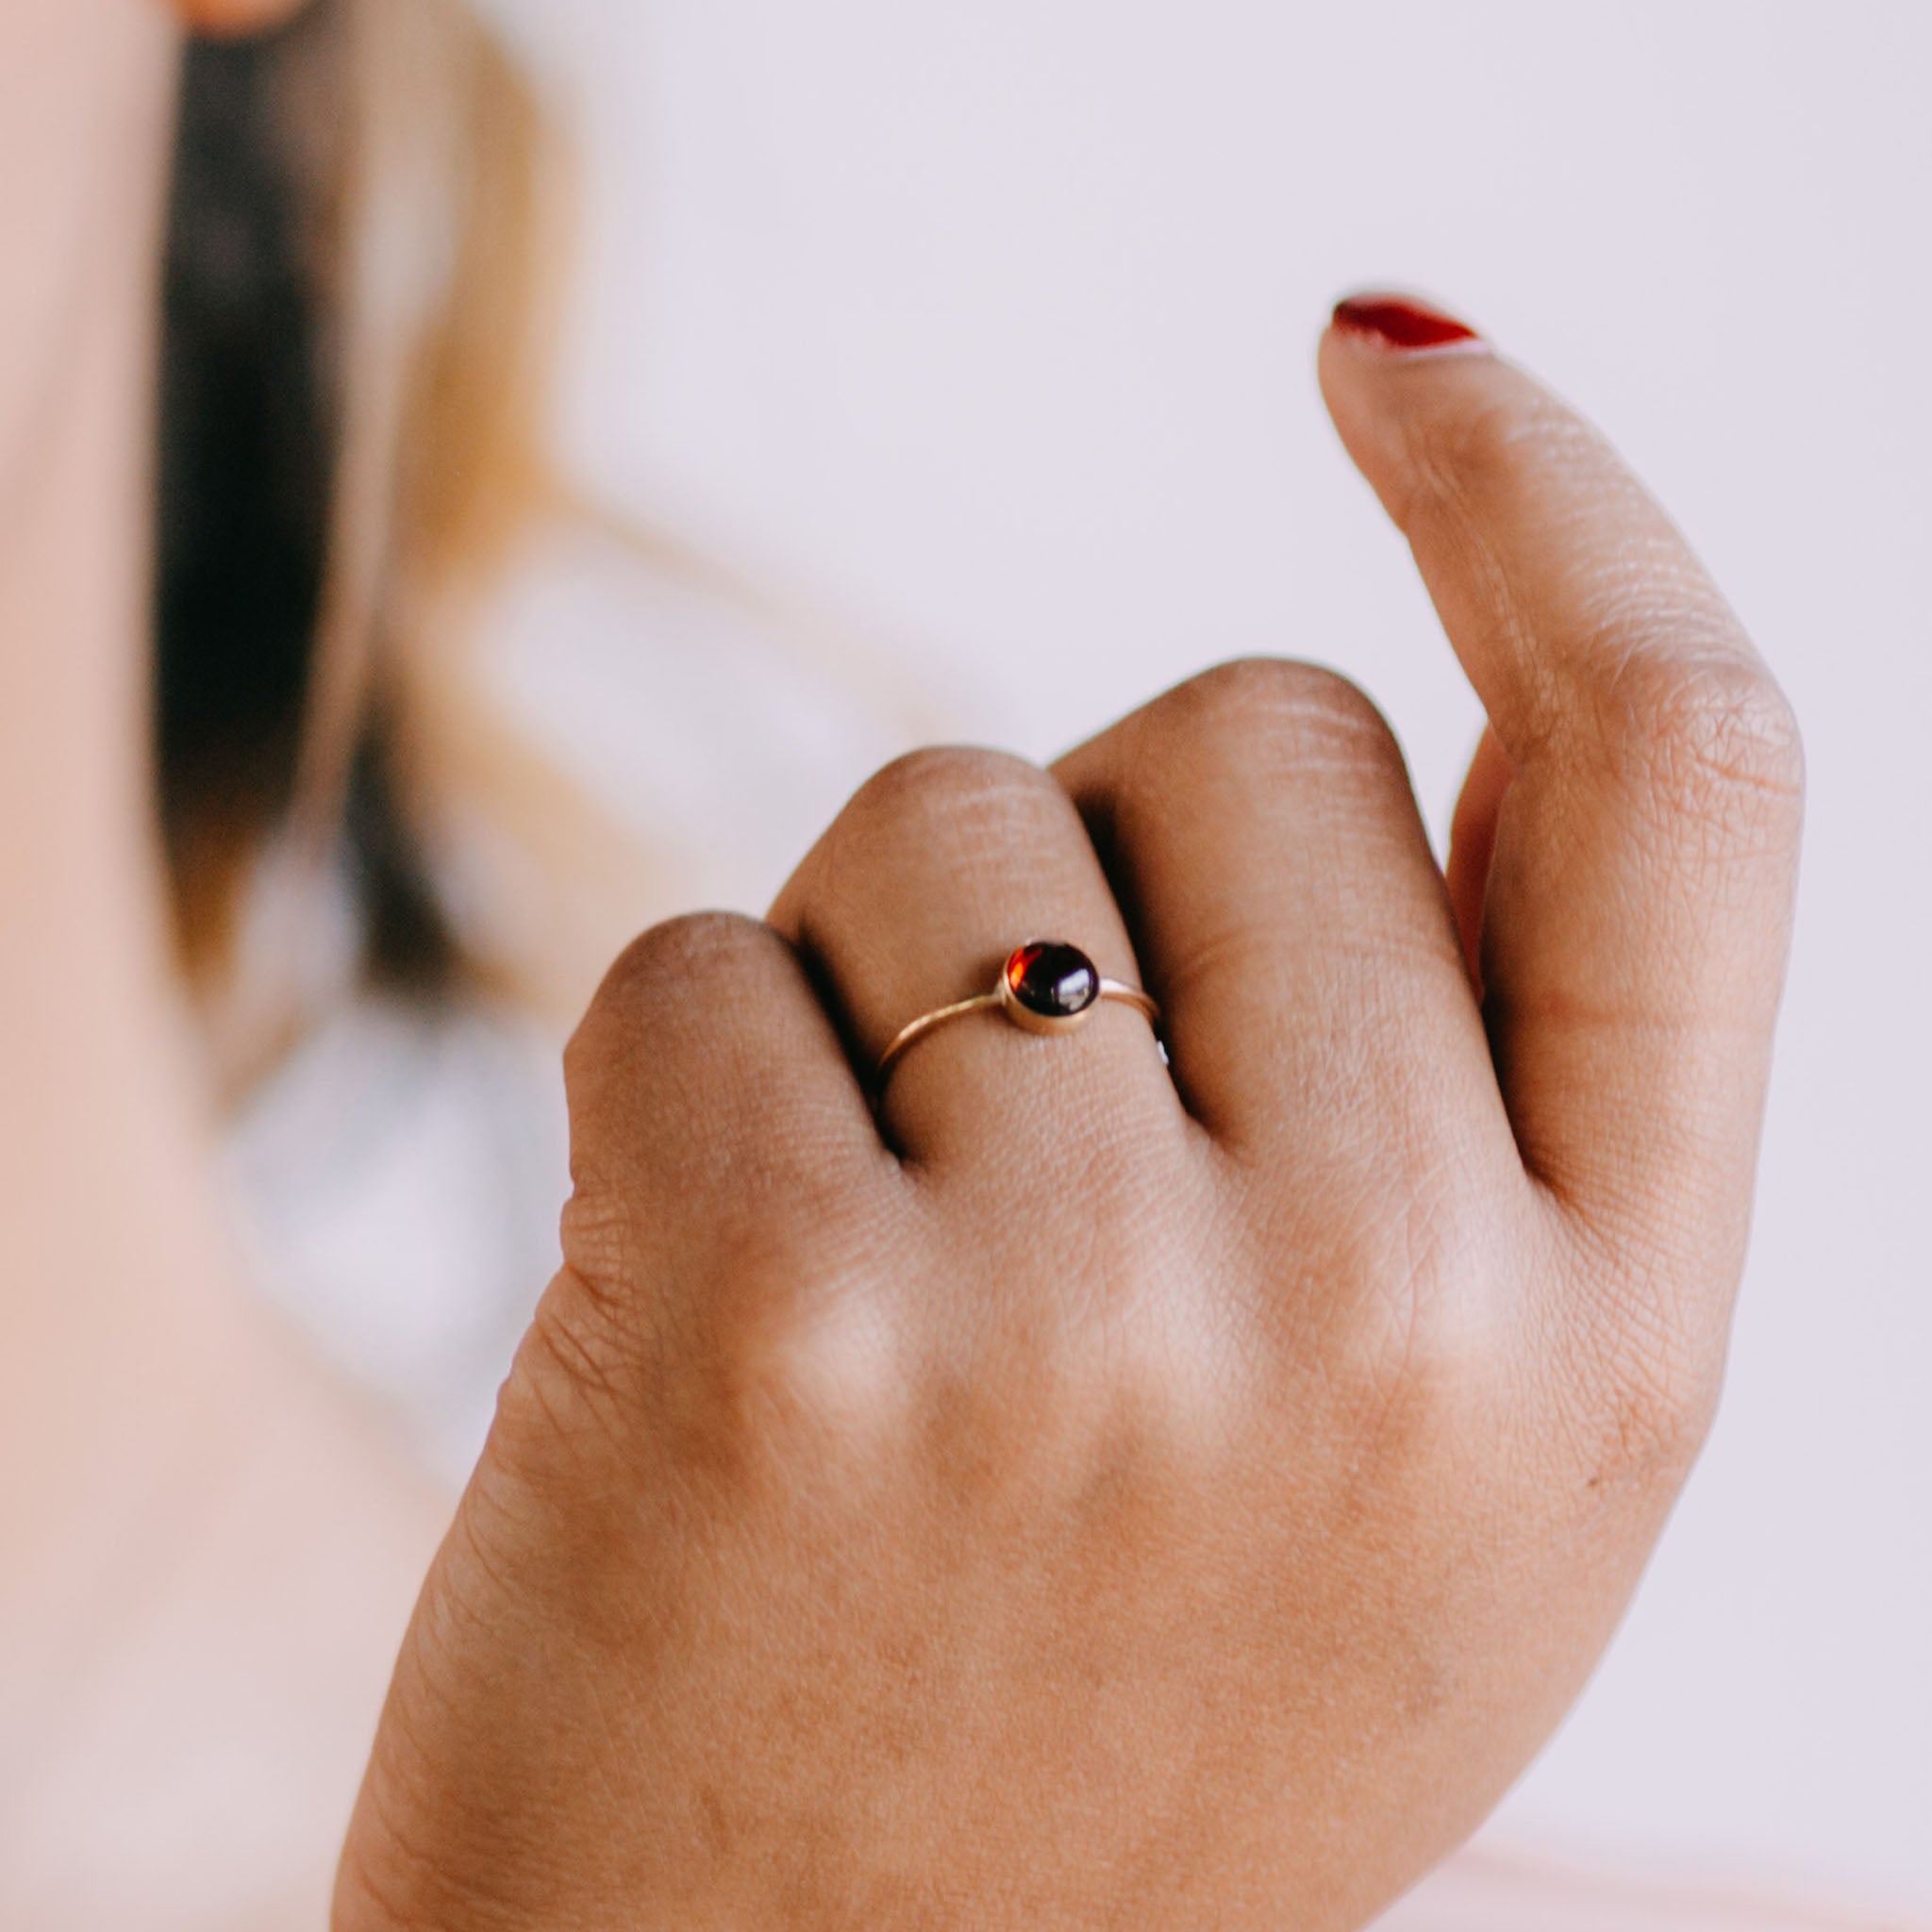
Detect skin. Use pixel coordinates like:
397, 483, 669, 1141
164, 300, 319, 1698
331, 325, 1803, 1922
0, 2, 1808, 1926
0, 2, 441, 1925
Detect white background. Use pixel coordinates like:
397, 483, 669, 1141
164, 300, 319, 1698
464, 0, 1931, 1908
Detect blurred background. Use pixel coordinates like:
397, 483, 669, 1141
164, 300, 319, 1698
224, 0, 1930, 1916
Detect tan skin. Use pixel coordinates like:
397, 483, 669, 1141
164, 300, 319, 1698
3, 2, 1806, 1927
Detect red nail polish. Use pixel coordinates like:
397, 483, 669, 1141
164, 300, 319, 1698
1331, 293, 1482, 353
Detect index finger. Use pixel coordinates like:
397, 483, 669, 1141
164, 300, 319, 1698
1319, 294, 1804, 1282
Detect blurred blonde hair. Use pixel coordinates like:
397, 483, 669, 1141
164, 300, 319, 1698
168, 0, 651, 1086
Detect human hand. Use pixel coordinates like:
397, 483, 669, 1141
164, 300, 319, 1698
334, 297, 1803, 1931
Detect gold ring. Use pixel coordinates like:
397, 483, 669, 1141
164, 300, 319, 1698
874, 940, 1162, 1095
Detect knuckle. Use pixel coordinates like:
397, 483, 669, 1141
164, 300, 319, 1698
1329, 1237, 1501, 1454
536, 1216, 899, 1477
565, 910, 781, 1091
1149, 657, 1402, 776
1610, 652, 1807, 844
841, 742, 1058, 851
592, 908, 779, 1011
854, 738, 1051, 823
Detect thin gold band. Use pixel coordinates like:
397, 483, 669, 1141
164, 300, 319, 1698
874, 943, 1162, 1096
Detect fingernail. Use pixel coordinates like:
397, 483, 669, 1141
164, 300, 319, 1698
1331, 292, 1485, 355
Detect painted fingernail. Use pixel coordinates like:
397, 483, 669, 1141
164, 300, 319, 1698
1331, 292, 1485, 354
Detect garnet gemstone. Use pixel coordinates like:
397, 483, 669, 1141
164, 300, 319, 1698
1004, 941, 1100, 1020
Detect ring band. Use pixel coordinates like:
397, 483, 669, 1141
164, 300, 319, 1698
874, 940, 1162, 1094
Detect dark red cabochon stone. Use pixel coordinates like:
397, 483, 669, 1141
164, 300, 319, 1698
1005, 941, 1100, 1018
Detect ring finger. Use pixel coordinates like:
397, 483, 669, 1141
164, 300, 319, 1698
768, 745, 1179, 1171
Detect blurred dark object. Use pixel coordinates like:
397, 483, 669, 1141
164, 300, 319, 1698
154, 3, 452, 1001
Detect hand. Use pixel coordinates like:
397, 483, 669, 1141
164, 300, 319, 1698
334, 299, 1803, 1931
